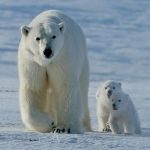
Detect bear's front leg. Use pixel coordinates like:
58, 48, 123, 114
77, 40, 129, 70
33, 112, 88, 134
123, 118, 134, 134
55, 82, 84, 134
67, 84, 84, 134
20, 87, 55, 132
109, 116, 120, 134
98, 116, 111, 132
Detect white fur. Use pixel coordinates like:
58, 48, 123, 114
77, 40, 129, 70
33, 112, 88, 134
96, 81, 141, 134
108, 92, 141, 134
96, 80, 123, 132
18, 10, 91, 133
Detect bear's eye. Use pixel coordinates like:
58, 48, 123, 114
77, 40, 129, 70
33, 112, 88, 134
36, 37, 41, 41
113, 86, 116, 90
118, 99, 121, 102
112, 99, 114, 102
105, 87, 107, 90
52, 35, 56, 39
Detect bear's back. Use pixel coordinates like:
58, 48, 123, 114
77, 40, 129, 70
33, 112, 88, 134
29, 10, 83, 39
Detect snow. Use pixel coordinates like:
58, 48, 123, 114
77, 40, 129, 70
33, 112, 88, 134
0, 0, 150, 149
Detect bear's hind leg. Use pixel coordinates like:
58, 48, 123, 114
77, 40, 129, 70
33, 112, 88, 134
80, 61, 91, 131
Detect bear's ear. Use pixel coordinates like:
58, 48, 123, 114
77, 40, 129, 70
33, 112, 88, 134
21, 25, 31, 36
58, 22, 65, 33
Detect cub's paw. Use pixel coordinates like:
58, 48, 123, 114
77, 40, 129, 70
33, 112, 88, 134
102, 123, 111, 132
102, 128, 111, 132
52, 126, 71, 134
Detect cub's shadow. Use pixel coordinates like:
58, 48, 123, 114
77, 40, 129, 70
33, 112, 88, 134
141, 128, 150, 137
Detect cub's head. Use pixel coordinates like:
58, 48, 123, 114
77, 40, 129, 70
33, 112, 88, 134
96, 80, 122, 100
109, 92, 125, 111
20, 22, 65, 66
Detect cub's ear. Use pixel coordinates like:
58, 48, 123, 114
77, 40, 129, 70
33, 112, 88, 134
58, 22, 65, 33
20, 25, 31, 36
118, 82, 122, 87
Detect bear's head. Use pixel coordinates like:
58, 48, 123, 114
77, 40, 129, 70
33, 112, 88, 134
96, 80, 122, 100
109, 92, 126, 111
20, 22, 65, 66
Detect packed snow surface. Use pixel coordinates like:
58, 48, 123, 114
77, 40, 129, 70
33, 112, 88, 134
0, 0, 150, 149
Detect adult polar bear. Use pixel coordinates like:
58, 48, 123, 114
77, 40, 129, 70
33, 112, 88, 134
18, 10, 91, 133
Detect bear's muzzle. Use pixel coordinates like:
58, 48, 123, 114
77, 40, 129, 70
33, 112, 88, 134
43, 48, 54, 58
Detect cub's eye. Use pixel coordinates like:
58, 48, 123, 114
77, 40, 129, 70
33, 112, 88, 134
105, 87, 107, 90
52, 35, 56, 39
36, 37, 41, 41
118, 99, 121, 102
113, 86, 116, 90
112, 99, 114, 102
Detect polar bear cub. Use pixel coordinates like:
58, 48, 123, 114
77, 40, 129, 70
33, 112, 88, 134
96, 80, 141, 134
108, 92, 141, 134
96, 80, 123, 132
18, 10, 91, 133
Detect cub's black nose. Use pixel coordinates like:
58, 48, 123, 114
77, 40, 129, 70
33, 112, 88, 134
43, 48, 53, 58
112, 103, 117, 110
112, 104, 116, 107
107, 90, 112, 97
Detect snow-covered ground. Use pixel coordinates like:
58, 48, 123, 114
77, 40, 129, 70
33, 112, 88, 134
0, 0, 150, 149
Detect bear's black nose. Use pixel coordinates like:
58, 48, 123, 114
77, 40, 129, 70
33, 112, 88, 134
43, 48, 53, 58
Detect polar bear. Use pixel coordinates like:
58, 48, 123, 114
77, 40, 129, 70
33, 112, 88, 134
96, 80, 123, 132
107, 92, 141, 134
96, 80, 122, 100
18, 10, 91, 133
